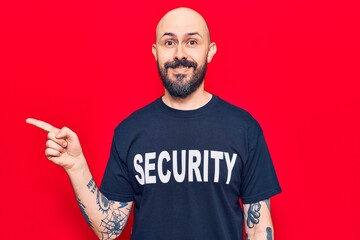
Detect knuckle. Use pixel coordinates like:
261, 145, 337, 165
45, 148, 59, 157
63, 126, 74, 133
60, 140, 67, 147
46, 140, 52, 147
62, 126, 78, 138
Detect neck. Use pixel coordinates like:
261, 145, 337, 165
162, 87, 212, 111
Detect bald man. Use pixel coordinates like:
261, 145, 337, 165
27, 7, 281, 240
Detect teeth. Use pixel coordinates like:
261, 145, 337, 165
170, 65, 191, 69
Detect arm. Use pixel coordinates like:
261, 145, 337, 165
243, 199, 273, 240
26, 118, 132, 239
70, 161, 133, 239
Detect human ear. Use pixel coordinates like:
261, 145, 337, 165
207, 42, 217, 63
152, 44, 158, 61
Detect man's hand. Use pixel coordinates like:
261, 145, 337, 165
26, 118, 85, 172
27, 118, 132, 238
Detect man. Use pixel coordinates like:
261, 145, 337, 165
27, 7, 281, 240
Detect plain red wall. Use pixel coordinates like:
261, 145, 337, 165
1, 0, 359, 239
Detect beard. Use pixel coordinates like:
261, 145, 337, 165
157, 58, 207, 99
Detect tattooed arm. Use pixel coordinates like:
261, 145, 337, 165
70, 164, 133, 239
26, 118, 132, 239
243, 199, 274, 240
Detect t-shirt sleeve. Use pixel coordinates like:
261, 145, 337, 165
100, 129, 134, 202
240, 123, 282, 204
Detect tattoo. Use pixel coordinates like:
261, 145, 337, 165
246, 233, 250, 240
82, 178, 131, 239
86, 178, 96, 194
266, 227, 273, 240
99, 200, 130, 239
77, 197, 93, 229
246, 202, 261, 228
97, 190, 110, 214
263, 199, 270, 210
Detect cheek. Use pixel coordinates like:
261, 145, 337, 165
190, 49, 208, 64
156, 49, 174, 64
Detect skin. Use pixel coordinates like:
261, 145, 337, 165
26, 118, 133, 239
27, 7, 274, 240
243, 200, 274, 240
152, 7, 217, 110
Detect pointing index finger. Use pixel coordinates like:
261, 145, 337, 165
26, 118, 59, 133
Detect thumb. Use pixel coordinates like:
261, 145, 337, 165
56, 127, 78, 142
55, 126, 83, 158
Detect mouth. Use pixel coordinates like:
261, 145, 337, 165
170, 66, 192, 74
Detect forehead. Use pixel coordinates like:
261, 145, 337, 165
156, 9, 209, 41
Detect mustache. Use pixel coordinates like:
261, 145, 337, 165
164, 59, 197, 69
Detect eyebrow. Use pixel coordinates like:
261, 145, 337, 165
187, 32, 202, 38
160, 32, 203, 39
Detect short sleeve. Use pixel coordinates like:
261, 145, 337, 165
240, 124, 282, 204
100, 131, 134, 202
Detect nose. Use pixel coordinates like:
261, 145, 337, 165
174, 44, 187, 60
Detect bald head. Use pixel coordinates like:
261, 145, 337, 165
152, 7, 217, 99
155, 7, 211, 43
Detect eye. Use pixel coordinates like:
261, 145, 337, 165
164, 40, 175, 47
188, 40, 198, 46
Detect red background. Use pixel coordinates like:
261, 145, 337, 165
1, 0, 359, 239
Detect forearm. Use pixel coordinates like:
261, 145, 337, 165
66, 157, 101, 231
244, 199, 274, 240
246, 225, 273, 240
66, 155, 131, 239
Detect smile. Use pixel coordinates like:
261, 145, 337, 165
170, 66, 193, 74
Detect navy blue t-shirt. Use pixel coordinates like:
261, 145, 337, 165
100, 95, 281, 240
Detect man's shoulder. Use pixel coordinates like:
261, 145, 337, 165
114, 98, 161, 132
128, 98, 161, 119
215, 96, 261, 129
